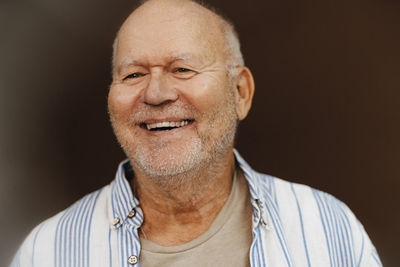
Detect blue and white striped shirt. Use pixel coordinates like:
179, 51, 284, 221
11, 150, 382, 266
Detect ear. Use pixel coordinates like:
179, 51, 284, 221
234, 66, 255, 120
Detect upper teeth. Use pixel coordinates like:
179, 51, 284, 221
146, 120, 189, 130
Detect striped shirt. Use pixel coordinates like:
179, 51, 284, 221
11, 150, 382, 267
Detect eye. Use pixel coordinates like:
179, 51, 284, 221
123, 72, 145, 81
172, 67, 197, 79
174, 68, 191, 73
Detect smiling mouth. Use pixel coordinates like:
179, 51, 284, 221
140, 119, 194, 131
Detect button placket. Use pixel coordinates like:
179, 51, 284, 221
124, 214, 142, 266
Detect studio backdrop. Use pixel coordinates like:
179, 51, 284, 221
1, 0, 399, 266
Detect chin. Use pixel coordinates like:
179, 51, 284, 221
128, 137, 205, 177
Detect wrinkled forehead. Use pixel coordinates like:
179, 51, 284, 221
114, 1, 227, 66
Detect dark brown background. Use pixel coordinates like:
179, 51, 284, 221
1, 0, 398, 266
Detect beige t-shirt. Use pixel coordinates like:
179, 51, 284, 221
139, 169, 252, 266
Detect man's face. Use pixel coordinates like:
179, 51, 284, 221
108, 6, 238, 179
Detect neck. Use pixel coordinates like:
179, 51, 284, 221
131, 149, 235, 246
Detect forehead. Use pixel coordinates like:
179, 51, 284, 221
114, 2, 227, 66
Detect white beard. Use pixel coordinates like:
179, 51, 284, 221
128, 99, 237, 188
110, 87, 238, 189
132, 135, 203, 177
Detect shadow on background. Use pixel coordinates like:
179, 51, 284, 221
1, 0, 399, 266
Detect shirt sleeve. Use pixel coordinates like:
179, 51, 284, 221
10, 225, 39, 267
336, 196, 383, 267
357, 224, 383, 267
10, 220, 54, 267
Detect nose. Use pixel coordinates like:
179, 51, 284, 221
143, 69, 178, 106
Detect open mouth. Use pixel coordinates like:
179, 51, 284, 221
140, 119, 194, 131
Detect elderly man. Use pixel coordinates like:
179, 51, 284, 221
12, 0, 382, 266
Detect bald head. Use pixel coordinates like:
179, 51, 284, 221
112, 0, 244, 77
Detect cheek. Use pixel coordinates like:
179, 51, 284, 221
178, 75, 230, 111
108, 85, 141, 119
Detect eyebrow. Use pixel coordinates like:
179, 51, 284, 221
116, 53, 201, 75
116, 59, 141, 75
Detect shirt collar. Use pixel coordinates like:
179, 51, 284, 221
234, 149, 272, 230
109, 159, 142, 229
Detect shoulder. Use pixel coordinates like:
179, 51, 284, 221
253, 172, 382, 266
247, 169, 356, 223
10, 186, 110, 267
260, 173, 360, 230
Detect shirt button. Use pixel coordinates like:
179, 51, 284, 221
128, 255, 138, 265
113, 217, 120, 226
127, 209, 136, 218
